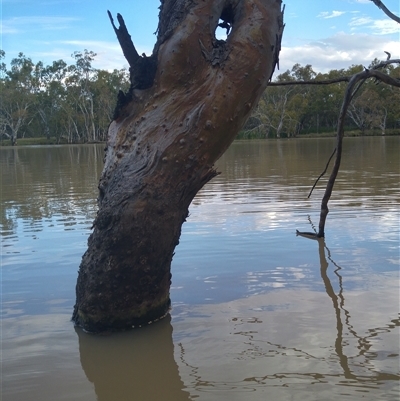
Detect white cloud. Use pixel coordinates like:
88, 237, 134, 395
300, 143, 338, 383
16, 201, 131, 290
1, 16, 80, 33
350, 16, 400, 34
61, 40, 123, 52
369, 19, 400, 35
0, 24, 19, 34
349, 16, 373, 26
276, 32, 399, 74
2, 34, 152, 71
63, 40, 128, 70
57, 40, 153, 71
318, 11, 346, 19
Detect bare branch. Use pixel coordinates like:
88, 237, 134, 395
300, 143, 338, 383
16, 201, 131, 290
368, 69, 400, 87
269, 59, 400, 87
316, 64, 400, 237
370, 0, 400, 24
269, 77, 350, 86
307, 148, 336, 199
296, 58, 400, 237
108, 10, 158, 96
107, 11, 140, 68
370, 58, 400, 70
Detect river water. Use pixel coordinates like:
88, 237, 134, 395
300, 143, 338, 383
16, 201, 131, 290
1, 137, 399, 401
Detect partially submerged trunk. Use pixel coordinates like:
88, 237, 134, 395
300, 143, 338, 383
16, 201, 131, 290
73, 0, 284, 332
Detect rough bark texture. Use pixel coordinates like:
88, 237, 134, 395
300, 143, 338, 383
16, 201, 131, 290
73, 0, 284, 333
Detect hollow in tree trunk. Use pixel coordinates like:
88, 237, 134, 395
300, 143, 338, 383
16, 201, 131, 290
72, 0, 284, 333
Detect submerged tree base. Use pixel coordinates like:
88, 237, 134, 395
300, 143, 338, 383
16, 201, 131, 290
73, 297, 171, 333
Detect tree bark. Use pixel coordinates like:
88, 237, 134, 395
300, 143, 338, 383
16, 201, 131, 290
73, 0, 284, 333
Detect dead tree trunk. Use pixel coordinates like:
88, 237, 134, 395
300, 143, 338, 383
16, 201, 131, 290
72, 0, 284, 333
298, 60, 400, 238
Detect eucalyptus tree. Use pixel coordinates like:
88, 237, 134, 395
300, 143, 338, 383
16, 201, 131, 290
357, 60, 400, 135
0, 50, 7, 138
64, 50, 98, 142
262, 72, 295, 138
310, 69, 347, 133
34, 60, 69, 140
72, 0, 285, 332
246, 64, 317, 138
0, 52, 37, 145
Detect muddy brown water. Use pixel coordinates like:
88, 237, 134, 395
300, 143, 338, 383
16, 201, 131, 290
1, 137, 399, 400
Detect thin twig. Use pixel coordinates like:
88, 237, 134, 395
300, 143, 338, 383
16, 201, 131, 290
351, 77, 367, 99
308, 147, 337, 198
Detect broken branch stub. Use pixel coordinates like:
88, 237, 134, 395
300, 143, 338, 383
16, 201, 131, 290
73, 0, 284, 333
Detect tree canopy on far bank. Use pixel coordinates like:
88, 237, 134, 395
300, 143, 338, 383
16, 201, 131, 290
243, 60, 400, 138
0, 50, 399, 145
0, 50, 129, 145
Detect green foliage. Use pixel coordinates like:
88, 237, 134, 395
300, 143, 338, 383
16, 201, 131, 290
241, 61, 400, 139
0, 50, 130, 145
0, 50, 398, 145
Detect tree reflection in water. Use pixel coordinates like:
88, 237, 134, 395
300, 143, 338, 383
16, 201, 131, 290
73, 218, 398, 398
76, 315, 190, 401
299, 219, 400, 383
173, 225, 399, 395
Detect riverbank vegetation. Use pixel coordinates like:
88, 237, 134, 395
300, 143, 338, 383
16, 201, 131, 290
240, 61, 400, 139
0, 49, 129, 146
1, 50, 399, 145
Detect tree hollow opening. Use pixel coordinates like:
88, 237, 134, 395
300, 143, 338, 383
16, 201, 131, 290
215, 4, 235, 41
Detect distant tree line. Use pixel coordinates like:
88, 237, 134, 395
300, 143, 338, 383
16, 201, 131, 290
0, 49, 129, 145
241, 61, 400, 139
0, 50, 399, 145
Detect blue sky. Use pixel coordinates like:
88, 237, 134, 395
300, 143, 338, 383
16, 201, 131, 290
1, 0, 399, 76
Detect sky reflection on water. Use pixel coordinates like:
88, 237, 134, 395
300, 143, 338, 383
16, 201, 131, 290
1, 138, 399, 401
